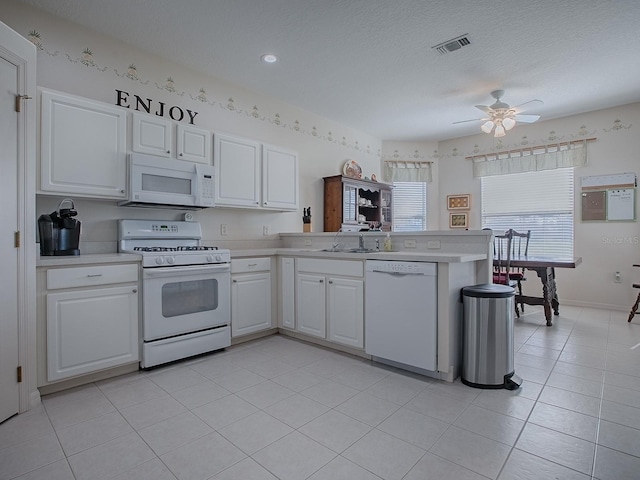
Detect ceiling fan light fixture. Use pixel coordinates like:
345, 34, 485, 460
502, 116, 516, 130
480, 120, 494, 133
494, 124, 506, 137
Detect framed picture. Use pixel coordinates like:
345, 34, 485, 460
447, 194, 470, 210
449, 212, 468, 229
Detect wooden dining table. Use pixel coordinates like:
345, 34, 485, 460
495, 256, 582, 326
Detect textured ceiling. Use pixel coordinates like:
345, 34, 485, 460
15, 0, 640, 141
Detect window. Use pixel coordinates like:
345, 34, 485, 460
392, 182, 427, 232
481, 167, 574, 257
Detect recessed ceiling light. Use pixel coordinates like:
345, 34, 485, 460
261, 54, 279, 64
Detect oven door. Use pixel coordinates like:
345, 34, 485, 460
142, 263, 230, 341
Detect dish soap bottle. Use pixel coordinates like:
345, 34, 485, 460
383, 233, 392, 252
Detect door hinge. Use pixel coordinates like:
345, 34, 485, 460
15, 94, 32, 113
14, 231, 20, 248
17, 366, 22, 383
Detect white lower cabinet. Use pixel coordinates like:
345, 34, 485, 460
295, 258, 364, 348
279, 257, 296, 330
296, 273, 327, 338
327, 277, 364, 348
231, 258, 273, 337
40, 263, 140, 383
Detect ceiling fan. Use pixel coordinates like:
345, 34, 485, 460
454, 90, 543, 137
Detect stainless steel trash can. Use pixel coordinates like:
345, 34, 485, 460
461, 284, 522, 390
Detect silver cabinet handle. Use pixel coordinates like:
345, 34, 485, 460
233, 279, 237, 283
132, 289, 137, 293
248, 263, 257, 267
179, 153, 183, 156
319, 279, 324, 283
86, 274, 103, 277
329, 280, 333, 284
166, 150, 170, 154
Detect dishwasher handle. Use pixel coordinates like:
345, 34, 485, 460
370, 269, 428, 276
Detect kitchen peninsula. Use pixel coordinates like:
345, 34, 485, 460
236, 229, 492, 382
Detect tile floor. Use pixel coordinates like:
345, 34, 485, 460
2, 305, 640, 479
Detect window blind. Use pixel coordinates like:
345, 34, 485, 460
392, 182, 427, 232
481, 168, 574, 257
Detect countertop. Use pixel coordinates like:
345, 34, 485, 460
36, 253, 142, 267
230, 248, 486, 263
35, 249, 486, 267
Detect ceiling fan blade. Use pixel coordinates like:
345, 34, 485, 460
453, 117, 488, 125
514, 114, 540, 123
512, 99, 543, 113
474, 105, 491, 113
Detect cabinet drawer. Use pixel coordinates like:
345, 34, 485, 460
297, 258, 363, 277
231, 257, 271, 273
47, 264, 139, 290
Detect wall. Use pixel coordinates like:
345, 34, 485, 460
437, 103, 640, 310
0, 2, 382, 252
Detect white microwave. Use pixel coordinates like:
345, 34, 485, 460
119, 153, 215, 209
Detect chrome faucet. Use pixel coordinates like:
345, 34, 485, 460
359, 233, 365, 250
331, 228, 344, 250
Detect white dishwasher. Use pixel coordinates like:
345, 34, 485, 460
365, 260, 437, 372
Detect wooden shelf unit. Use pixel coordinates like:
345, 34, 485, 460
323, 175, 392, 232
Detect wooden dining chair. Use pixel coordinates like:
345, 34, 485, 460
628, 264, 640, 322
493, 229, 515, 286
508, 229, 531, 313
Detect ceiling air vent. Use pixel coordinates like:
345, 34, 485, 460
432, 34, 471, 55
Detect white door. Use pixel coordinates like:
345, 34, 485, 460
0, 51, 19, 422
177, 124, 211, 164
214, 133, 261, 207
231, 272, 271, 337
296, 273, 326, 338
261, 144, 298, 210
327, 277, 364, 348
131, 112, 172, 157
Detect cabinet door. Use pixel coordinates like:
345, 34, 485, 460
342, 183, 358, 225
231, 272, 272, 337
214, 134, 261, 207
40, 89, 127, 199
279, 257, 295, 330
296, 273, 326, 338
177, 124, 212, 164
262, 144, 298, 211
131, 112, 172, 157
380, 188, 392, 231
46, 285, 139, 381
327, 277, 364, 348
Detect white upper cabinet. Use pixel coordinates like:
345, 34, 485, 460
131, 112, 172, 157
177, 124, 212, 164
40, 88, 127, 199
262, 143, 298, 211
213, 134, 299, 211
214, 133, 261, 208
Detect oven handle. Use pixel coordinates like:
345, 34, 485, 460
143, 264, 230, 278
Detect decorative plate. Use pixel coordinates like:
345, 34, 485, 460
343, 160, 362, 178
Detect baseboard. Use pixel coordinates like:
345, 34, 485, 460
559, 299, 628, 312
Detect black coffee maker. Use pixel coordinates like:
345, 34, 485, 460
38, 198, 81, 256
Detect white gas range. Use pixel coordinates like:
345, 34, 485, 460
119, 219, 231, 368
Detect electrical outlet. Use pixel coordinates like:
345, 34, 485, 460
427, 240, 441, 249
263, 225, 269, 236
304, 239, 313, 246
220, 224, 228, 235
404, 239, 417, 248
615, 271, 622, 283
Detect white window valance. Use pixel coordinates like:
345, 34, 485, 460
383, 160, 432, 183
469, 139, 593, 178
